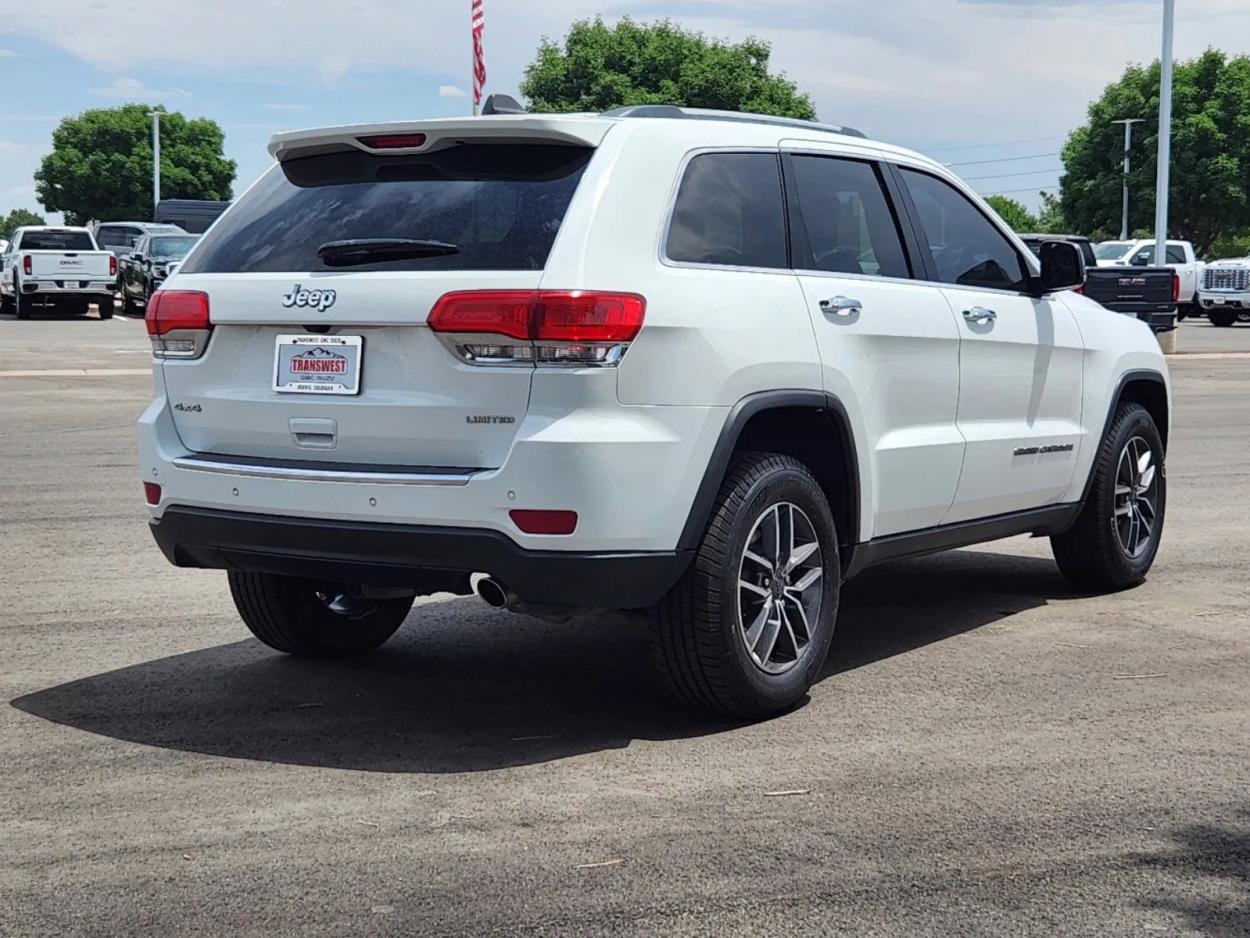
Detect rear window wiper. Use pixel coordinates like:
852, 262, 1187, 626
316, 238, 460, 267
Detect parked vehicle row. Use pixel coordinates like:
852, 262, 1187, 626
0, 226, 116, 319
139, 106, 1170, 718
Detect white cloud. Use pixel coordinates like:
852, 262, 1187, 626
261, 103, 312, 111
317, 55, 349, 84
439, 84, 468, 98
89, 76, 191, 100
0, 48, 16, 57
0, 140, 26, 154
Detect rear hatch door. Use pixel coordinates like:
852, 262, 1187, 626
163, 130, 601, 469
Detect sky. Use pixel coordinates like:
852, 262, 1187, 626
1, 0, 1249, 221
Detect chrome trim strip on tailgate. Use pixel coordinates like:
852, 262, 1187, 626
171, 456, 476, 486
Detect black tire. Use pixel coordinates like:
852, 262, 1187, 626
121, 287, 137, 317
1209, 311, 1236, 327
652, 452, 840, 719
97, 295, 114, 319
0, 289, 12, 316
1176, 306, 1187, 322
15, 290, 33, 320
1052, 402, 1165, 591
228, 571, 414, 658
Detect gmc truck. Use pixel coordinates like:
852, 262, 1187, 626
0, 226, 117, 319
1021, 235, 1178, 332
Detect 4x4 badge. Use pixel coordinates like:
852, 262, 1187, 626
281, 284, 337, 312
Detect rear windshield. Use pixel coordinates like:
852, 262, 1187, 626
19, 230, 95, 251
181, 143, 593, 273
149, 236, 199, 259
95, 227, 140, 248
1094, 241, 1131, 261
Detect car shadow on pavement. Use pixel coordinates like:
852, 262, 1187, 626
12, 549, 1076, 774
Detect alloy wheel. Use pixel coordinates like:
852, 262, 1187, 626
1114, 436, 1159, 559
737, 502, 824, 675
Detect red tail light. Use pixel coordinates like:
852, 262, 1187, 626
146, 290, 212, 358
1073, 284, 1084, 294
532, 292, 646, 342
1172, 273, 1181, 303
109, 255, 117, 277
22, 255, 31, 275
428, 290, 646, 366
509, 509, 578, 535
427, 290, 534, 340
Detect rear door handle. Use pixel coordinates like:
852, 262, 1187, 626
819, 295, 863, 316
963, 306, 997, 324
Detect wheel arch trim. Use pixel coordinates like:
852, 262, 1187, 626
675, 389, 863, 561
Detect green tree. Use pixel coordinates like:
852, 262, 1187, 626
1060, 49, 1250, 255
0, 208, 46, 241
521, 17, 815, 119
35, 105, 236, 225
1034, 191, 1069, 234
984, 195, 1038, 232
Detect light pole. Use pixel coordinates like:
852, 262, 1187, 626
1111, 118, 1144, 240
150, 110, 161, 220
1153, 0, 1175, 266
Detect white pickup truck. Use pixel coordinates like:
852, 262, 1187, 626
0, 226, 117, 320
1094, 239, 1204, 318
1198, 256, 1250, 327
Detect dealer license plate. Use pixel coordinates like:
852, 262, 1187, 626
272, 334, 362, 395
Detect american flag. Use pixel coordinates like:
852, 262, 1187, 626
471, 0, 486, 110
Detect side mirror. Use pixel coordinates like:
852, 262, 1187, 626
131, 252, 144, 263
1038, 240, 1085, 292
1131, 253, 1149, 267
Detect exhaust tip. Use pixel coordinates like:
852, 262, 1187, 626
476, 577, 509, 609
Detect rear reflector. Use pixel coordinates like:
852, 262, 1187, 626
358, 133, 427, 149
143, 482, 162, 505
509, 509, 578, 535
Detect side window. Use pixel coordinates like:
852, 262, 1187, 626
899, 168, 1030, 292
1167, 245, 1185, 264
665, 152, 787, 269
788, 155, 910, 278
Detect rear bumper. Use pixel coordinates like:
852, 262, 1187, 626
19, 280, 114, 295
150, 505, 691, 608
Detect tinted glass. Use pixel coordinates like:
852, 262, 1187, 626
900, 169, 1029, 291
148, 236, 199, 259
19, 230, 95, 251
182, 144, 593, 273
789, 156, 909, 278
1094, 241, 1132, 260
666, 152, 787, 269
96, 226, 140, 248
1131, 245, 1185, 265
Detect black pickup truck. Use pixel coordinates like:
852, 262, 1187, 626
1020, 234, 1177, 332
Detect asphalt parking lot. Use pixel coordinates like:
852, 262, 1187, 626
2, 314, 1248, 936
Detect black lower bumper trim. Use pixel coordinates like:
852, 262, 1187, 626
150, 506, 691, 609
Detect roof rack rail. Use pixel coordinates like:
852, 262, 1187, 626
600, 105, 866, 139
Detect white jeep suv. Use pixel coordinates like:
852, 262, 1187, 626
139, 106, 1170, 718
